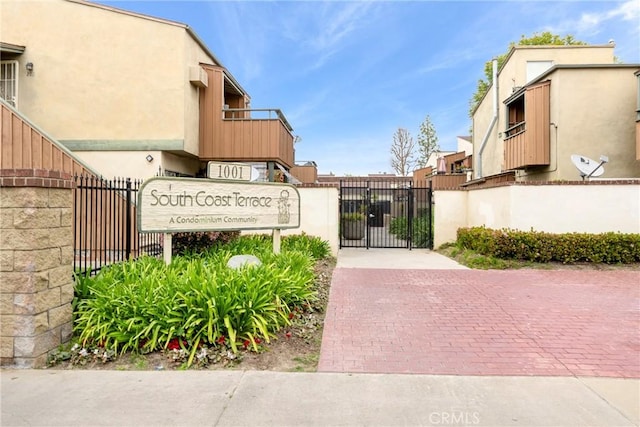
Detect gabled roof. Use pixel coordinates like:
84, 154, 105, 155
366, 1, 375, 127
471, 43, 617, 116
503, 63, 640, 105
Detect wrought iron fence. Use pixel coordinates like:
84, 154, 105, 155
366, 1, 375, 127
73, 175, 162, 276
339, 179, 433, 249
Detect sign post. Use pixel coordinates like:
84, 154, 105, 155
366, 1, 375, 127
163, 233, 172, 265
273, 229, 281, 254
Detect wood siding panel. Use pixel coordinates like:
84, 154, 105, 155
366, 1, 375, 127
1, 107, 11, 168
290, 165, 318, 184
636, 121, 640, 161
30, 126, 41, 169
505, 132, 526, 170
12, 116, 22, 167
504, 81, 550, 170
199, 65, 294, 168
0, 104, 92, 174
524, 81, 550, 167
1, 101, 96, 176
0, 102, 153, 259
429, 174, 467, 190
199, 66, 224, 159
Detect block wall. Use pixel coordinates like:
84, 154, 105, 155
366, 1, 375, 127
0, 169, 74, 367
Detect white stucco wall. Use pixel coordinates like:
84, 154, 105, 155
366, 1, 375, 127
245, 187, 340, 256
433, 184, 640, 247
433, 191, 467, 247
76, 151, 162, 180
466, 186, 513, 229
509, 185, 640, 233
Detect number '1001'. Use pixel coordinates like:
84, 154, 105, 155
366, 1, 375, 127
217, 165, 244, 179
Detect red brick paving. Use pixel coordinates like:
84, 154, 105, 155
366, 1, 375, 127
318, 269, 640, 377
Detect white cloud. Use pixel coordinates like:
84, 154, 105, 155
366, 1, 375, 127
284, 89, 330, 128
551, 0, 640, 36
418, 48, 481, 75
280, 1, 382, 71
204, 2, 275, 82
579, 0, 640, 30
309, 2, 373, 51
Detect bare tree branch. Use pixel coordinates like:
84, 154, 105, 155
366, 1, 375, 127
390, 128, 416, 176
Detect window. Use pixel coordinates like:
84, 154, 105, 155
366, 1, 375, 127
526, 61, 553, 83
505, 95, 525, 138
0, 61, 18, 107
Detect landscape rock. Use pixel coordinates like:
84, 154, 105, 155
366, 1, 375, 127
227, 255, 262, 270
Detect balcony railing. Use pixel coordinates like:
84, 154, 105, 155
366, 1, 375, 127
504, 130, 527, 170
223, 108, 293, 132
504, 125, 549, 170
424, 173, 468, 190
200, 107, 295, 168
505, 121, 525, 138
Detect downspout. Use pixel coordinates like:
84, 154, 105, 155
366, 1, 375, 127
476, 58, 498, 179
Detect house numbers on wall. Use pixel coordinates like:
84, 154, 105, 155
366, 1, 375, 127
207, 161, 253, 182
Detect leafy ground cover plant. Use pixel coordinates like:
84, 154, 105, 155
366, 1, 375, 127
71, 234, 330, 367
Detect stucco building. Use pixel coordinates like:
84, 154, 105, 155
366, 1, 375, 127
0, 0, 302, 181
472, 44, 640, 181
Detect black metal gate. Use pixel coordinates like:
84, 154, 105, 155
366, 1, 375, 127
339, 179, 433, 249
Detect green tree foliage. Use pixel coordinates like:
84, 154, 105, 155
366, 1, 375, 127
415, 115, 440, 168
390, 127, 416, 176
468, 31, 587, 117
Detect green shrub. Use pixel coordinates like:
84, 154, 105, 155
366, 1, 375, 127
73, 234, 329, 366
457, 227, 640, 264
171, 231, 239, 256
341, 212, 365, 222
282, 234, 331, 260
389, 216, 431, 248
389, 217, 408, 239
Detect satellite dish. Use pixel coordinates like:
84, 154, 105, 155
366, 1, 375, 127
570, 154, 608, 179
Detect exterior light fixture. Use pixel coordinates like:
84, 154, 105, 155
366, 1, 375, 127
25, 62, 34, 76
146, 154, 154, 162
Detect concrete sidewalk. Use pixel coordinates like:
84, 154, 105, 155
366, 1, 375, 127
336, 248, 468, 269
1, 369, 638, 426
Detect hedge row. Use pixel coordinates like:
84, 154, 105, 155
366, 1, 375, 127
456, 227, 640, 264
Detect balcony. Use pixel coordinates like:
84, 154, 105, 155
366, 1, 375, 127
199, 65, 295, 168
200, 107, 294, 169
503, 81, 550, 170
290, 161, 318, 184
504, 121, 550, 170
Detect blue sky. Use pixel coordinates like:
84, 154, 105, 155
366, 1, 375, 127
99, 0, 639, 176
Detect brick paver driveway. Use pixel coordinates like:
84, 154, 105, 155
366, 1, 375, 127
318, 269, 640, 377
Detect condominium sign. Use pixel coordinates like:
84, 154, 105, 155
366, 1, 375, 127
138, 177, 300, 232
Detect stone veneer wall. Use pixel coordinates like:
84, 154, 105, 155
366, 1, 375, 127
0, 169, 75, 367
